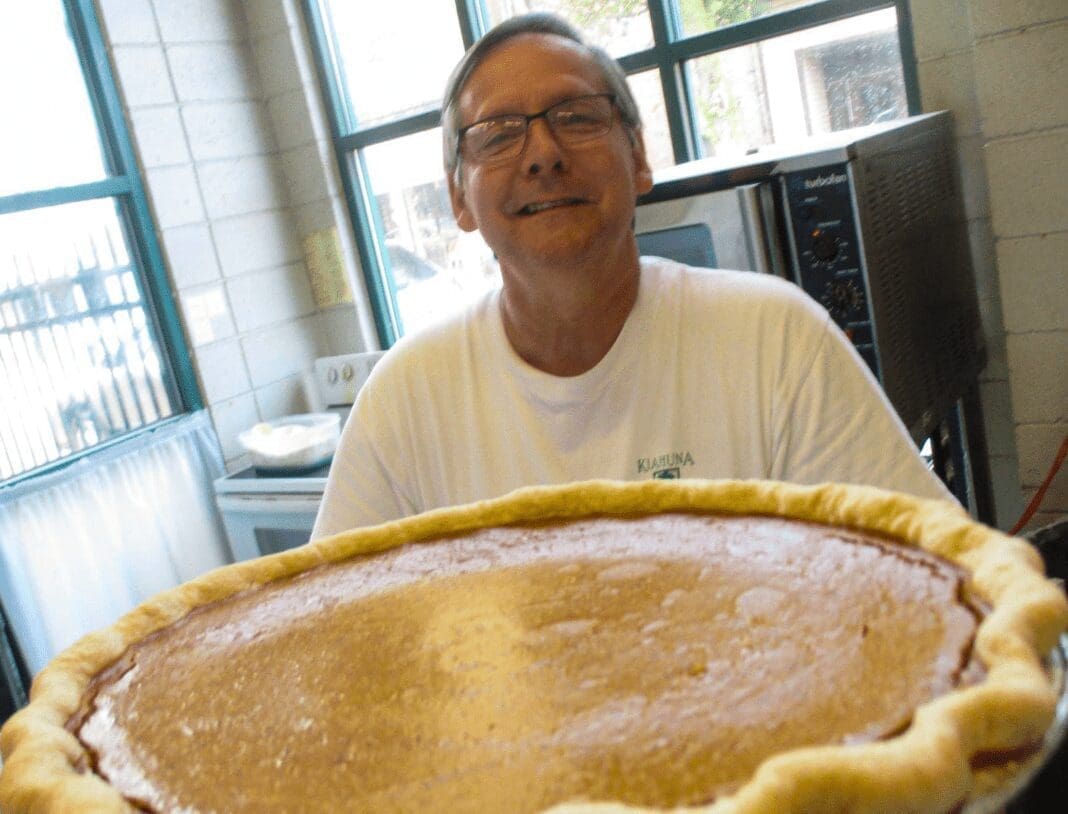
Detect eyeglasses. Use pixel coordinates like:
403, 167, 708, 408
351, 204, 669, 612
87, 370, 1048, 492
458, 94, 618, 164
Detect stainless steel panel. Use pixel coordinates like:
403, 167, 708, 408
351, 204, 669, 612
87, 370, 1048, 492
634, 185, 766, 273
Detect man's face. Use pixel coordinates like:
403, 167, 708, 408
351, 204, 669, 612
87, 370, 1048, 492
448, 34, 653, 272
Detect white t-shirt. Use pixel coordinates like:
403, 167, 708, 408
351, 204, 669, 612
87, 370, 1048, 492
312, 258, 951, 538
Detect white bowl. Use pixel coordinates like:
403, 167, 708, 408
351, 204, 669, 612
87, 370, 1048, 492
238, 413, 340, 472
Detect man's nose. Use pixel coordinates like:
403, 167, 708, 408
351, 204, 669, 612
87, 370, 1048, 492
522, 117, 566, 175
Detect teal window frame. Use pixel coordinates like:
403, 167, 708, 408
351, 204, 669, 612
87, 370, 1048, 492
0, 0, 201, 486
303, 0, 920, 348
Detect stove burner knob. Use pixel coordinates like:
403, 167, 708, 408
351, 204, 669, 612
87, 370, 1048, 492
341, 363, 354, 381
326, 367, 339, 384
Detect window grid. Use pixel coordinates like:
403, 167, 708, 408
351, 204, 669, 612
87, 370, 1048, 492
0, 0, 199, 485
0, 223, 169, 479
303, 0, 918, 347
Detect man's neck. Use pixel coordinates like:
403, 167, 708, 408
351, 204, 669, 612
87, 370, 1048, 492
498, 247, 641, 377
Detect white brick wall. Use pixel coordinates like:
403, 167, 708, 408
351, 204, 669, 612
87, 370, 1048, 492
211, 209, 303, 277
159, 222, 221, 287
912, 0, 1068, 531
209, 392, 259, 461
111, 46, 174, 105
97, 0, 157, 42
95, 0, 376, 471
195, 337, 252, 403
144, 165, 205, 227
242, 315, 324, 387
226, 263, 316, 332
986, 130, 1068, 237
969, 0, 1067, 36
178, 283, 235, 346
153, 0, 246, 42
973, 22, 1068, 137
911, 0, 1018, 526
252, 30, 304, 96
181, 101, 275, 160
129, 106, 191, 166
976, 11, 1068, 533
196, 155, 287, 219
267, 88, 323, 150
997, 233, 1068, 331
244, 0, 377, 355
168, 42, 261, 100
1005, 333, 1068, 423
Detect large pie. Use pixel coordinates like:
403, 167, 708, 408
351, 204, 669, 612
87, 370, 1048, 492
1, 479, 1066, 813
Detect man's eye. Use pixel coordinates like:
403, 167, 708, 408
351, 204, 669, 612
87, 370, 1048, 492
480, 130, 519, 151
471, 121, 523, 153
554, 110, 604, 130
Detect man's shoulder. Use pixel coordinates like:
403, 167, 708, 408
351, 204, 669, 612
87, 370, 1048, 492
642, 256, 820, 315
394, 290, 495, 349
363, 289, 497, 384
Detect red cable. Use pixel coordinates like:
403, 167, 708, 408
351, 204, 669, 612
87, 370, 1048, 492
1009, 434, 1068, 536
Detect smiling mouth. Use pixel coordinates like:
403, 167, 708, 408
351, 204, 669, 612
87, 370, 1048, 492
517, 199, 586, 216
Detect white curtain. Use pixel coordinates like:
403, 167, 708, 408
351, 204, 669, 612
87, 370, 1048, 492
0, 411, 230, 676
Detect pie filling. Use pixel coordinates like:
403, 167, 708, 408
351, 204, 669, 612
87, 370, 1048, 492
72, 513, 986, 814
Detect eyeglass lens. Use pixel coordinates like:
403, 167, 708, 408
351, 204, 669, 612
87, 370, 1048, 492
462, 95, 614, 162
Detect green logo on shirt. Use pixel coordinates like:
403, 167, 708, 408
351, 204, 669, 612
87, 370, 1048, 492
638, 451, 694, 479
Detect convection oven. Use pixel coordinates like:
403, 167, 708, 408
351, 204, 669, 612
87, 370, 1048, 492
634, 111, 989, 518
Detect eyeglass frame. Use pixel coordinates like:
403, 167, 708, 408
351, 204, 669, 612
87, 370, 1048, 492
455, 93, 620, 166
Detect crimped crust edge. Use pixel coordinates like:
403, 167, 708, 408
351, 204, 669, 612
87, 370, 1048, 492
1, 478, 1065, 814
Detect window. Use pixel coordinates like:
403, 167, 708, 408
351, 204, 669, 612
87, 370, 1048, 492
304, 0, 919, 344
0, 1, 198, 483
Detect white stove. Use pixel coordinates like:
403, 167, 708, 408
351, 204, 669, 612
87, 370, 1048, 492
314, 351, 386, 420
213, 351, 386, 561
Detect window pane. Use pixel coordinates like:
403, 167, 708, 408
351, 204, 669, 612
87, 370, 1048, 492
361, 130, 499, 336
0, 199, 180, 480
676, 0, 814, 38
0, 2, 108, 196
485, 0, 654, 57
323, 1, 466, 128
626, 70, 675, 172
686, 9, 907, 160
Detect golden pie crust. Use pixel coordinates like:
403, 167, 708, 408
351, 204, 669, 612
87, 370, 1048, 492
1, 479, 1066, 814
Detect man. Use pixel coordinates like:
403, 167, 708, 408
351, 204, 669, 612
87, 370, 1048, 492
311, 13, 950, 539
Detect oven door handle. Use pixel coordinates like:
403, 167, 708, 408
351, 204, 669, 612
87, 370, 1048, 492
215, 494, 323, 513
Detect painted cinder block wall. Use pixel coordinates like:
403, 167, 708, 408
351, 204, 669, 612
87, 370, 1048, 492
910, 0, 1068, 531
96, 0, 377, 472
94, 0, 1066, 531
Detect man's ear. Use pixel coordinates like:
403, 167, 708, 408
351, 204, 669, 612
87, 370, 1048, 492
630, 129, 654, 196
447, 173, 479, 233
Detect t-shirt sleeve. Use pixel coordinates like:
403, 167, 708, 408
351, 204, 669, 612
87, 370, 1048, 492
310, 386, 416, 540
770, 295, 955, 504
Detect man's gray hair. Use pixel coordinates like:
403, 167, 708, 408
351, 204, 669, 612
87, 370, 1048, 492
442, 12, 643, 185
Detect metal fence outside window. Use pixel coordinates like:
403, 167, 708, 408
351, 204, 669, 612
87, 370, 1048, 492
0, 204, 176, 481
0, 1, 196, 486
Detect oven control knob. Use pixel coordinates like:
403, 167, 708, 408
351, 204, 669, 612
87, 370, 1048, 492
326, 367, 339, 384
821, 280, 864, 320
811, 231, 839, 263
340, 363, 354, 381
